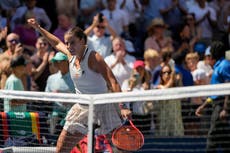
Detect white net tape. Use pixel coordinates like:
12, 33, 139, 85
1, 83, 229, 104
0, 83, 229, 153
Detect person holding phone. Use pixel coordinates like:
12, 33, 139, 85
84, 13, 117, 58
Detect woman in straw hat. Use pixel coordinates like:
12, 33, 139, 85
144, 18, 174, 53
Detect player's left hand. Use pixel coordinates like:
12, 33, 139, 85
121, 108, 132, 119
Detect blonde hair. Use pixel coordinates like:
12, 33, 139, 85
144, 49, 159, 60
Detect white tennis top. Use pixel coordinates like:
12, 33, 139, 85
69, 48, 108, 94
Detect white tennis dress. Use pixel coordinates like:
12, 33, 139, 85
64, 48, 122, 135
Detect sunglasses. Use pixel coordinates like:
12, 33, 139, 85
39, 42, 48, 46
162, 71, 171, 75
97, 25, 105, 29
9, 39, 20, 44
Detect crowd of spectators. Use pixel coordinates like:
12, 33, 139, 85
0, 0, 230, 146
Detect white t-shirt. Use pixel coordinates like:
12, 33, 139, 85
101, 8, 129, 35
87, 35, 112, 58
104, 53, 135, 86
188, 2, 217, 39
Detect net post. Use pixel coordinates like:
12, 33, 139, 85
87, 96, 94, 153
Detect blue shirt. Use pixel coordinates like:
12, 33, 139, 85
159, 0, 187, 27
175, 65, 194, 86
210, 58, 230, 99
45, 71, 75, 93
152, 65, 162, 86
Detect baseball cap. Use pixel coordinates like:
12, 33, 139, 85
205, 46, 211, 56
10, 55, 27, 68
51, 52, 68, 63
194, 42, 206, 54
133, 60, 145, 69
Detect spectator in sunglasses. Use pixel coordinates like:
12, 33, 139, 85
0, 33, 24, 88
84, 13, 117, 58
2, 33, 23, 57
155, 64, 184, 136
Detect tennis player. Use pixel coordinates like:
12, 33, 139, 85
27, 18, 131, 153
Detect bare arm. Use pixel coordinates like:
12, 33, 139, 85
88, 51, 121, 92
31, 52, 49, 80
88, 51, 131, 118
105, 17, 117, 40
84, 15, 98, 36
84, 14, 117, 39
27, 18, 71, 59
220, 95, 230, 119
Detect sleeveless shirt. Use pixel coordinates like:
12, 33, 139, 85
69, 48, 108, 94
66, 48, 122, 135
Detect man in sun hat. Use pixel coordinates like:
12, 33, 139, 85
45, 52, 75, 140
151, 18, 166, 27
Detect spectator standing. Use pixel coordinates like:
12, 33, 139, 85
0, 0, 21, 16
101, 0, 129, 36
188, 0, 217, 45
79, 0, 103, 28
185, 13, 202, 47
196, 41, 230, 153
84, 14, 116, 58
13, 10, 38, 55
55, 0, 78, 26
53, 13, 75, 43
118, 0, 142, 24
139, 0, 162, 30
209, 0, 230, 37
11, 0, 51, 31
159, 0, 188, 39
35, 0, 57, 32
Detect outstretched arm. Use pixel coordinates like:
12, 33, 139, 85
27, 18, 71, 59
